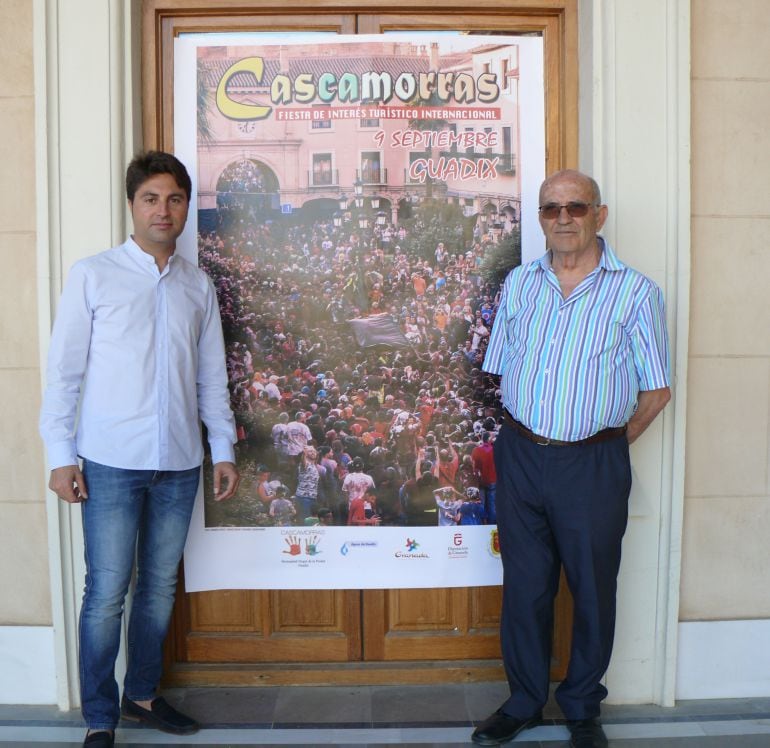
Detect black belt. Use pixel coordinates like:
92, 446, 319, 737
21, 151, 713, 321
502, 410, 626, 446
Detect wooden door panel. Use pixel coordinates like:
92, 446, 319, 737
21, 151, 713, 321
272, 589, 352, 631
189, 589, 258, 631
388, 588, 457, 631
363, 587, 503, 661
470, 585, 504, 628
184, 634, 356, 662
178, 584, 362, 663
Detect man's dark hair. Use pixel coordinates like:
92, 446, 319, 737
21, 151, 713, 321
125, 150, 192, 202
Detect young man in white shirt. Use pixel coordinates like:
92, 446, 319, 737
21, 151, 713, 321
40, 151, 239, 748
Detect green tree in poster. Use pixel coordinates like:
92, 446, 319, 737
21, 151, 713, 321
480, 228, 522, 287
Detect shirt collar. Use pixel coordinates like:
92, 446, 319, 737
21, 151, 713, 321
123, 236, 178, 270
597, 238, 625, 271
529, 236, 626, 273
124, 236, 156, 265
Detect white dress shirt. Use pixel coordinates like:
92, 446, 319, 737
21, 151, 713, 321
40, 238, 236, 471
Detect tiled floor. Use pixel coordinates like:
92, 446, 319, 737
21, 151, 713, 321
1, 683, 770, 746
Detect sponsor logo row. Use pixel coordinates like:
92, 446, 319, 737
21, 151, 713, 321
280, 530, 501, 562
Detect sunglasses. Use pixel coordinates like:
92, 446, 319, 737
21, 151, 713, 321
538, 201, 596, 219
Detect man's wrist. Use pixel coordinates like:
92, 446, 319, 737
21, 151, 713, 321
47, 445, 79, 472
209, 439, 236, 465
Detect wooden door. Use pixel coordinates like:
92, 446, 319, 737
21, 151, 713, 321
143, 0, 577, 688
165, 576, 572, 686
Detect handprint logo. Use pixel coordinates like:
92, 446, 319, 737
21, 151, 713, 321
304, 536, 322, 556
282, 536, 302, 555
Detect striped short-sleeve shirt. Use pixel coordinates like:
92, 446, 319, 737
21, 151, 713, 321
482, 239, 670, 441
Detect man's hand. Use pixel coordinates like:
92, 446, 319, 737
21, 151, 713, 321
212, 461, 240, 502
49, 465, 88, 504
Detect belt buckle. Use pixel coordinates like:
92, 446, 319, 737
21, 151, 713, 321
535, 436, 551, 446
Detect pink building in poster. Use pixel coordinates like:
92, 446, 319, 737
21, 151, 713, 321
196, 40, 522, 230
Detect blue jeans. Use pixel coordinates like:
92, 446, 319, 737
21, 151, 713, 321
481, 483, 497, 524
295, 495, 315, 523
79, 459, 200, 730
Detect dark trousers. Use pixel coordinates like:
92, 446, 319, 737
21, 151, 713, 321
494, 423, 631, 720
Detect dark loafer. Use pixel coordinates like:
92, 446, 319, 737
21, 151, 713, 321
121, 695, 199, 735
568, 717, 608, 748
83, 730, 114, 748
471, 709, 542, 745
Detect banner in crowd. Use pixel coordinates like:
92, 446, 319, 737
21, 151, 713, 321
174, 33, 545, 590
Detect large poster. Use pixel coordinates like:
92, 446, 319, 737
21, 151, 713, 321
174, 33, 545, 590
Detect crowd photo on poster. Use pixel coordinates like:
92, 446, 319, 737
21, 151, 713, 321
200, 174, 519, 530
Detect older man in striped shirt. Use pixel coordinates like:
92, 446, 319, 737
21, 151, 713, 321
472, 170, 670, 748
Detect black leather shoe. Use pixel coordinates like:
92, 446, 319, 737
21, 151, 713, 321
568, 717, 608, 748
471, 709, 542, 745
83, 730, 114, 748
121, 695, 199, 735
